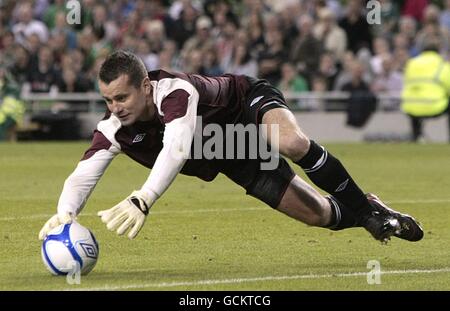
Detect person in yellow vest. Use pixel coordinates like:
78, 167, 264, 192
401, 37, 450, 142
0, 67, 25, 141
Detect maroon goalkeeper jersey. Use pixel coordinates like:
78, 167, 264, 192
83, 70, 252, 181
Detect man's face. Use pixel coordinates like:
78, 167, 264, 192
99, 74, 150, 126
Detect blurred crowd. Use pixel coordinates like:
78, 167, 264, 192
0, 0, 449, 98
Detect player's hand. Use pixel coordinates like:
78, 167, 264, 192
97, 190, 154, 239
38, 212, 75, 240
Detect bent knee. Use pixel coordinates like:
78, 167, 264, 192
302, 203, 330, 227
279, 133, 310, 161
278, 192, 330, 227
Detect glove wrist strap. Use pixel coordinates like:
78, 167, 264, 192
130, 190, 159, 215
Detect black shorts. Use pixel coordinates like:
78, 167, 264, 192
220, 157, 295, 209
217, 77, 294, 208
243, 76, 290, 125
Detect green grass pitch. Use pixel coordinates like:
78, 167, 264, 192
1, 142, 449, 290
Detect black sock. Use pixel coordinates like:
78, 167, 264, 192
296, 140, 371, 220
325, 196, 360, 230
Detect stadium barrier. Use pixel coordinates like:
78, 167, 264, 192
17, 90, 448, 142
20, 89, 402, 113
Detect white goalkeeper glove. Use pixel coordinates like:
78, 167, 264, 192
97, 190, 156, 239
38, 212, 75, 240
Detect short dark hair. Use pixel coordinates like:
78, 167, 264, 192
99, 50, 148, 88
422, 36, 440, 52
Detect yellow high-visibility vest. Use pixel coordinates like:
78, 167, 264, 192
401, 51, 450, 117
0, 96, 25, 124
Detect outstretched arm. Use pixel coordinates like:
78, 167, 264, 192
39, 131, 119, 240
140, 102, 198, 202
58, 142, 119, 216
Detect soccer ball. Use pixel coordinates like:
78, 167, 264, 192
41, 221, 99, 275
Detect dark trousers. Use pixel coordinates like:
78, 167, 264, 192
409, 105, 450, 142
0, 116, 16, 141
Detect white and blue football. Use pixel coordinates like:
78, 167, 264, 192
41, 221, 99, 275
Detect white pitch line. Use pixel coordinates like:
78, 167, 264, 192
386, 199, 450, 204
67, 267, 450, 291
0, 207, 264, 221
1, 198, 449, 222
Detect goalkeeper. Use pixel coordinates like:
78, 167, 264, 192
39, 51, 423, 243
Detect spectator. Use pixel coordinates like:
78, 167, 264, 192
227, 41, 258, 77
50, 11, 77, 50
143, 20, 166, 54
91, 4, 119, 45
73, 0, 96, 32
9, 44, 30, 85
25, 33, 42, 61
440, 0, 450, 31
314, 0, 344, 20
159, 48, 175, 72
12, 2, 49, 46
341, 60, 377, 127
166, 3, 198, 49
87, 56, 106, 92
69, 49, 88, 75
402, 0, 429, 22
181, 16, 215, 65
370, 37, 391, 76
185, 49, 206, 74
57, 68, 93, 93
0, 31, 16, 68
77, 27, 101, 70
203, 47, 224, 76
372, 0, 400, 38
393, 33, 418, 58
372, 53, 403, 109
313, 7, 347, 61
308, 73, 328, 110
119, 34, 138, 53
317, 52, 339, 91
118, 10, 145, 40
215, 16, 239, 71
338, 0, 372, 54
393, 47, 411, 72
257, 29, 286, 86
278, 62, 308, 107
48, 30, 68, 67
290, 14, 323, 81
333, 51, 370, 91
210, 6, 227, 40
264, 13, 282, 33
33, 0, 51, 21
159, 40, 182, 72
277, 0, 303, 51
0, 67, 25, 141
401, 36, 450, 142
371, 54, 403, 93
340, 60, 370, 93
136, 40, 159, 71
243, 10, 265, 58
398, 15, 418, 42
43, 0, 66, 30
415, 4, 450, 54
26, 45, 60, 93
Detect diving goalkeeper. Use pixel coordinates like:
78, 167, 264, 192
39, 51, 423, 243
